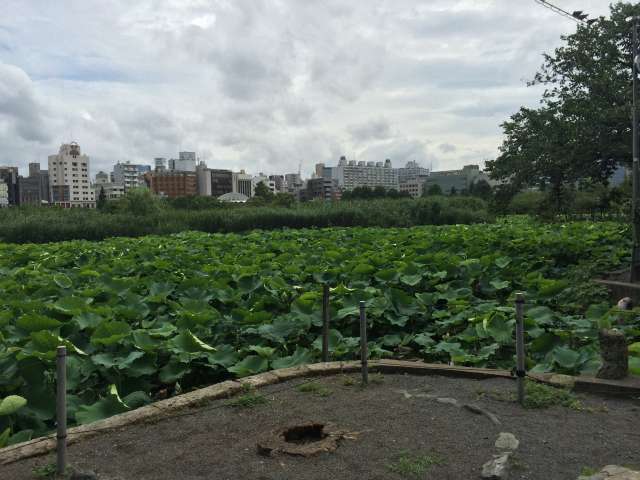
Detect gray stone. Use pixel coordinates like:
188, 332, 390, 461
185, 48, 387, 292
70, 471, 98, 480
481, 452, 510, 479
463, 403, 501, 425
578, 465, 640, 480
436, 397, 460, 407
495, 432, 519, 451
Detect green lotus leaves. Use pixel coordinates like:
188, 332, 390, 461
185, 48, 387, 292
0, 221, 635, 443
90, 321, 131, 346
0, 395, 27, 416
76, 385, 129, 424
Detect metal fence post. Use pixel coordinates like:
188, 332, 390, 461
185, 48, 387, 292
515, 293, 526, 406
322, 284, 330, 362
359, 301, 368, 385
56, 346, 67, 476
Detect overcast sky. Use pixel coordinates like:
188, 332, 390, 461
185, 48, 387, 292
0, 0, 613, 177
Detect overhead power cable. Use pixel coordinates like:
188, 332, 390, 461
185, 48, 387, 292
532, 0, 596, 25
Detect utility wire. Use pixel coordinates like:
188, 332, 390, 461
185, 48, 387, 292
532, 0, 593, 25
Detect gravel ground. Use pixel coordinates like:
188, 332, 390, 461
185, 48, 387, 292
4, 373, 640, 480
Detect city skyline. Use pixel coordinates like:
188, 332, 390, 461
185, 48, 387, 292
1, 1, 611, 175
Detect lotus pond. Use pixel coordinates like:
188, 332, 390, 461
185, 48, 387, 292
0, 220, 638, 444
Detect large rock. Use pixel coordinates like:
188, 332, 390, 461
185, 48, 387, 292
481, 452, 511, 479
578, 465, 640, 480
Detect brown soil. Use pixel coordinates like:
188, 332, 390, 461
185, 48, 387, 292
5, 374, 640, 480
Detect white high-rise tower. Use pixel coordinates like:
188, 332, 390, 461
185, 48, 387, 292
48, 142, 96, 208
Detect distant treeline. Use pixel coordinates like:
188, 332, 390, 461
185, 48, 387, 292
0, 193, 490, 244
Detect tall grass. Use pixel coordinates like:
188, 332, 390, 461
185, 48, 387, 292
0, 197, 491, 244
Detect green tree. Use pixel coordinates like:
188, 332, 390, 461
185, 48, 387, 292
96, 186, 107, 210
469, 179, 493, 201
424, 184, 443, 196
487, 2, 640, 210
253, 181, 274, 200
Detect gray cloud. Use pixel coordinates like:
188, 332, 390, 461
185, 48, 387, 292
0, 0, 613, 175
438, 143, 456, 154
0, 62, 50, 144
348, 118, 392, 142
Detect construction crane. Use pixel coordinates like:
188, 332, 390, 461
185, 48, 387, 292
532, 0, 597, 25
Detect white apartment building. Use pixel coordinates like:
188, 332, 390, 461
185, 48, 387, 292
334, 156, 398, 191
112, 161, 150, 191
0, 180, 8, 207
48, 142, 96, 208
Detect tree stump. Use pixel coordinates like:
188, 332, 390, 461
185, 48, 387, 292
596, 329, 628, 380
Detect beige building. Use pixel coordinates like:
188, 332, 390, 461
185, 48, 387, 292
48, 142, 95, 208
399, 177, 428, 198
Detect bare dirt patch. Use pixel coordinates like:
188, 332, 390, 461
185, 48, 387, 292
4, 374, 640, 479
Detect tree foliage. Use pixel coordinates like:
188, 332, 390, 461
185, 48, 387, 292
487, 2, 640, 209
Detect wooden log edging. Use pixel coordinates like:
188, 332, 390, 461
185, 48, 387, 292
2, 359, 640, 465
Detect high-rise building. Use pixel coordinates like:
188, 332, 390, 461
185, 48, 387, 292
0, 166, 19, 205
333, 156, 398, 191
112, 161, 151, 191
48, 143, 95, 208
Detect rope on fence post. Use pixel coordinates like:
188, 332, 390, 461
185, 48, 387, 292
322, 284, 330, 362
56, 345, 67, 476
359, 301, 368, 385
515, 293, 526, 406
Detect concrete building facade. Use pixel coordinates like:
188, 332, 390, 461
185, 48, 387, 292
0, 166, 19, 205
304, 177, 341, 201
423, 165, 488, 194
211, 169, 233, 197
112, 162, 151, 191
333, 156, 398, 191
18, 163, 50, 205
232, 171, 253, 197
397, 160, 429, 183
145, 171, 197, 198
48, 142, 95, 208
399, 177, 429, 198
0, 180, 8, 207
94, 171, 125, 200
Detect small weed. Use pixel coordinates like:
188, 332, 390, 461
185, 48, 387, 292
370, 372, 385, 384
296, 381, 332, 397
228, 386, 269, 408
32, 463, 73, 478
523, 381, 582, 410
478, 381, 586, 410
387, 450, 444, 477
342, 375, 356, 386
580, 466, 598, 476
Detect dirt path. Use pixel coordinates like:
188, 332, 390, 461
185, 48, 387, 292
5, 374, 640, 479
